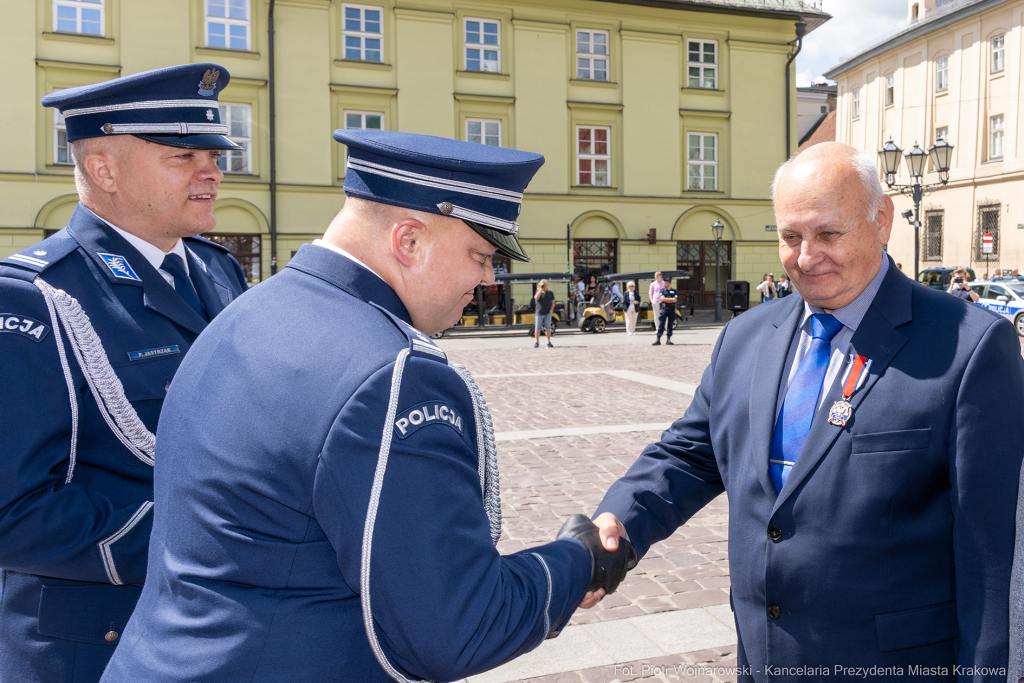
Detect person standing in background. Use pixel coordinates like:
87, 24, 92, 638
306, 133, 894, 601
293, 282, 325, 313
776, 274, 792, 298
756, 273, 776, 303
947, 268, 979, 303
623, 281, 641, 335
652, 275, 677, 346
533, 279, 555, 348
649, 271, 665, 323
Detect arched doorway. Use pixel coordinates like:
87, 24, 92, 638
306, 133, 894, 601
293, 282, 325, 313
672, 208, 736, 309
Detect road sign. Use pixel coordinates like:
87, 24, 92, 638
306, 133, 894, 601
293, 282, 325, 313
983, 233, 994, 254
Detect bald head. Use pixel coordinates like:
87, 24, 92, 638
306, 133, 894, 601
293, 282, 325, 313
772, 142, 894, 311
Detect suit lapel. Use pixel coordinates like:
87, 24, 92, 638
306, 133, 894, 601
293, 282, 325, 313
773, 258, 911, 512
185, 247, 232, 319
750, 298, 805, 501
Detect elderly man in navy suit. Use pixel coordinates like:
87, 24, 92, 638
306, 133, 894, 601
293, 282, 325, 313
0, 64, 249, 683
586, 142, 1024, 681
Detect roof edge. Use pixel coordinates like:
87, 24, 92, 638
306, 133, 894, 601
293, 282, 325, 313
587, 0, 830, 33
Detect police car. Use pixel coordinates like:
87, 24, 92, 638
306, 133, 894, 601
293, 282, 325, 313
970, 279, 1024, 336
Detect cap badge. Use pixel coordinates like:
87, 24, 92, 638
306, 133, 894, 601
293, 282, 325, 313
198, 68, 220, 97
438, 202, 454, 215
206, 109, 215, 121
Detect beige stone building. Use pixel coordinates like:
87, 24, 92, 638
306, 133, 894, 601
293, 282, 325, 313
826, 0, 1024, 277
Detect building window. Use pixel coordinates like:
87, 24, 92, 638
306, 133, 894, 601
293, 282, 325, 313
936, 126, 948, 141
974, 204, 1000, 262
576, 29, 609, 81
466, 119, 501, 146
204, 234, 261, 284
206, 0, 249, 51
687, 40, 718, 89
217, 104, 252, 174
990, 115, 1004, 159
54, 109, 71, 166
342, 4, 383, 62
991, 35, 1005, 73
936, 55, 948, 92
576, 126, 610, 187
885, 73, 894, 107
345, 111, 383, 131
852, 88, 861, 119
465, 18, 500, 73
923, 210, 943, 261
574, 239, 616, 278
687, 133, 718, 191
54, 0, 103, 35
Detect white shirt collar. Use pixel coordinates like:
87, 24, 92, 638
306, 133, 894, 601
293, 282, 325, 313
83, 205, 188, 277
312, 239, 385, 282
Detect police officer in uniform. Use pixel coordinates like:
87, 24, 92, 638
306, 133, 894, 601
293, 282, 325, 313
100, 130, 635, 683
0, 64, 249, 683
652, 275, 678, 345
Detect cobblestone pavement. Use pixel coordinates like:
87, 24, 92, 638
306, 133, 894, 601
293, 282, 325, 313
444, 339, 738, 682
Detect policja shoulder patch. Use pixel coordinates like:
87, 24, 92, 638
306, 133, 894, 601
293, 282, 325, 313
0, 314, 51, 342
394, 401, 464, 439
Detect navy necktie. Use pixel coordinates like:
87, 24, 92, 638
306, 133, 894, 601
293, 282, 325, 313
161, 253, 206, 320
769, 313, 843, 493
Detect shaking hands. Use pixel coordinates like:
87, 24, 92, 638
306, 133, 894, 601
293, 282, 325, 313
557, 514, 636, 608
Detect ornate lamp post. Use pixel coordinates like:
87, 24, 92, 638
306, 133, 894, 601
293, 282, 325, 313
877, 137, 953, 281
711, 219, 725, 322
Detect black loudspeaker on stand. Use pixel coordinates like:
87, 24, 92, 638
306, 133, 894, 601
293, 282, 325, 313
726, 280, 749, 312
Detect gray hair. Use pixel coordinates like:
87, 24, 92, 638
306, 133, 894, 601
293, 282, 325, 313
771, 147, 884, 223
69, 139, 92, 198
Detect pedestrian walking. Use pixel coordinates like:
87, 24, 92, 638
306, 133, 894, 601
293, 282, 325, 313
756, 273, 776, 303
649, 271, 666, 322
623, 280, 641, 335
652, 275, 677, 346
533, 279, 555, 348
947, 268, 979, 302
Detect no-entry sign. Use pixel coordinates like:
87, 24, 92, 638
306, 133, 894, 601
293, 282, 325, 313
983, 233, 994, 254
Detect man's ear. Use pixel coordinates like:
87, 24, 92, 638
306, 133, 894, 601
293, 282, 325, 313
82, 149, 118, 196
390, 218, 426, 268
876, 194, 895, 245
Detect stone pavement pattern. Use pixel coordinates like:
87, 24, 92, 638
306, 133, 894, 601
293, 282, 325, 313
443, 340, 740, 682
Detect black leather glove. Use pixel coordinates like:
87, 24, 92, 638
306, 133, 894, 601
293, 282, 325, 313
556, 514, 637, 594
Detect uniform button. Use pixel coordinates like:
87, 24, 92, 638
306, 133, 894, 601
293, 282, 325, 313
767, 605, 781, 619
768, 526, 782, 541
105, 630, 119, 642
546, 630, 560, 639
164, 382, 171, 392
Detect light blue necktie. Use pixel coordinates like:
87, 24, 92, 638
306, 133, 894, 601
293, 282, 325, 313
769, 313, 843, 493
161, 253, 207, 321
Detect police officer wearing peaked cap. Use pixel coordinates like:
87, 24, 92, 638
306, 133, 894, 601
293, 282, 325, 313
0, 63, 249, 683
100, 130, 636, 683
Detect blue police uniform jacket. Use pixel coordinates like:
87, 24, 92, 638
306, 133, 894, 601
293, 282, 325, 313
0, 203, 248, 683
597, 257, 1024, 682
100, 243, 592, 683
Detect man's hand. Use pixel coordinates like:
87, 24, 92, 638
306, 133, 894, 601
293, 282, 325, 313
557, 513, 634, 609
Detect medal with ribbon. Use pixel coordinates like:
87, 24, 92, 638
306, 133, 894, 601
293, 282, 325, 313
828, 354, 871, 427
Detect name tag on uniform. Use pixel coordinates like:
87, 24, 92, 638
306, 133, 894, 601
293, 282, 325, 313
394, 402, 464, 439
0, 314, 50, 342
127, 345, 181, 361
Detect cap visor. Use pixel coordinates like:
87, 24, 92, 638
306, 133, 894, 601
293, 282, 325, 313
133, 133, 242, 151
464, 220, 531, 263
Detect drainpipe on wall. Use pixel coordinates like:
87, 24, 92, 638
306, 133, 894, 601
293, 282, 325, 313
785, 20, 808, 161
268, 0, 278, 275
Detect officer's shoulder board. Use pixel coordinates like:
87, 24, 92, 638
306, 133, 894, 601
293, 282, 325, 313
0, 230, 80, 283
367, 301, 448, 364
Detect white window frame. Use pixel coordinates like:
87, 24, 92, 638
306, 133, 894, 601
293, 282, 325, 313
687, 39, 718, 89
53, 0, 104, 36
936, 126, 948, 141
466, 119, 501, 147
54, 108, 71, 166
205, 0, 250, 51
991, 34, 1005, 74
990, 114, 1004, 159
936, 55, 949, 92
344, 110, 384, 132
464, 18, 501, 73
341, 4, 383, 63
218, 103, 252, 175
576, 29, 609, 81
852, 88, 861, 120
885, 73, 895, 107
575, 125, 611, 187
687, 132, 718, 191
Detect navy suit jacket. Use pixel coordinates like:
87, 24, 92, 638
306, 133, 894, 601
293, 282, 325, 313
597, 257, 1024, 682
0, 204, 248, 683
100, 244, 591, 683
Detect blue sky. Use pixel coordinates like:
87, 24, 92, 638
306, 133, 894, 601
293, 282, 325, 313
796, 0, 907, 86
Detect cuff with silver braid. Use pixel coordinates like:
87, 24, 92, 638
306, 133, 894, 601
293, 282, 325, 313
556, 514, 638, 594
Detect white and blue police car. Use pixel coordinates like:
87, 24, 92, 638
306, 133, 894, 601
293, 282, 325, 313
970, 279, 1024, 336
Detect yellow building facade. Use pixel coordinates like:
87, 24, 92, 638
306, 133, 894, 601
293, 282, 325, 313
0, 0, 826, 307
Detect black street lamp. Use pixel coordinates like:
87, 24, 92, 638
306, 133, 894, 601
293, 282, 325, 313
711, 219, 725, 322
877, 137, 953, 281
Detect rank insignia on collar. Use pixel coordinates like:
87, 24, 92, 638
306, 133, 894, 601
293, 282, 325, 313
198, 68, 220, 97
98, 253, 142, 281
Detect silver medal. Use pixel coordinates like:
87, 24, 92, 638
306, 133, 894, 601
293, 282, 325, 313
828, 399, 853, 427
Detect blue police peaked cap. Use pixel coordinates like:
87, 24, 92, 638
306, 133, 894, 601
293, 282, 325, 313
334, 129, 544, 263
41, 63, 241, 151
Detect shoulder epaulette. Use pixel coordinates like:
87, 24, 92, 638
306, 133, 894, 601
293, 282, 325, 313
183, 234, 232, 254
0, 230, 79, 280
